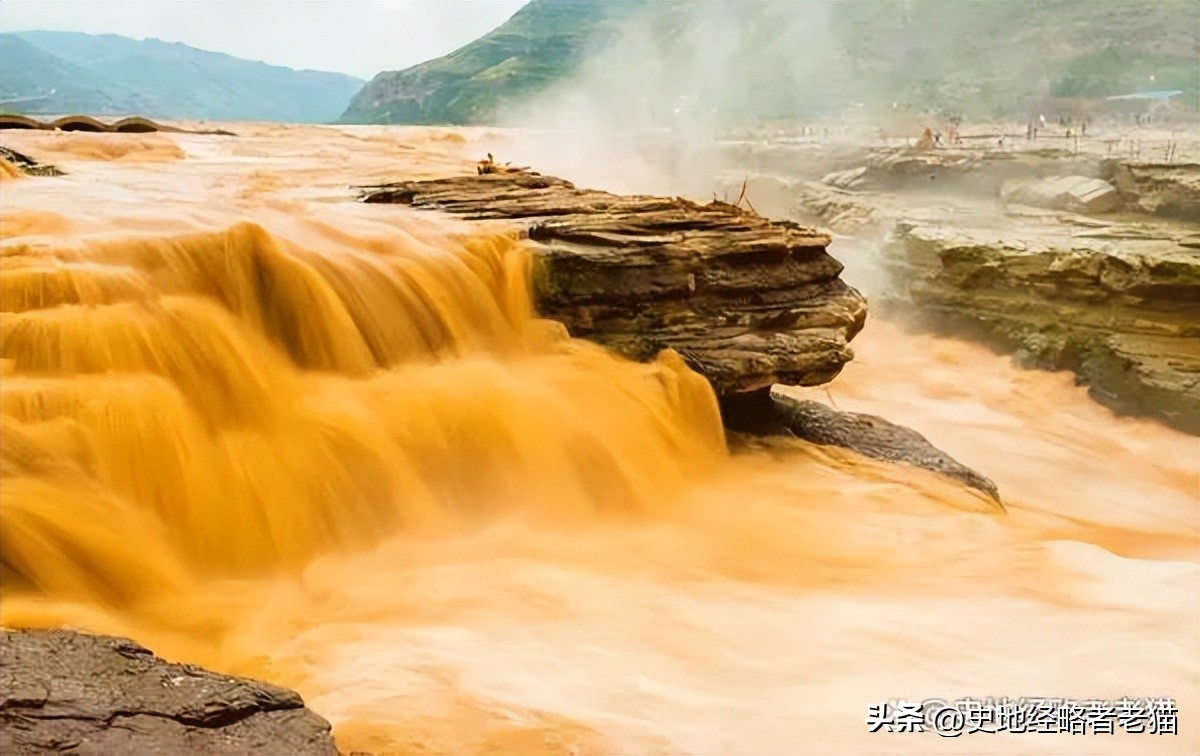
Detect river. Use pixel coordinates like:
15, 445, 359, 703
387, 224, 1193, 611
1, 125, 1195, 754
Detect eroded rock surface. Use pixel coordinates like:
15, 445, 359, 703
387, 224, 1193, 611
1000, 175, 1120, 214
0, 629, 337, 755
742, 142, 1199, 434
360, 173, 867, 395
1103, 161, 1200, 221
884, 218, 1200, 433
826, 148, 1104, 196
0, 145, 64, 176
771, 392, 1002, 504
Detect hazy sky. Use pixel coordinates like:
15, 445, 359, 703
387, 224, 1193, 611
0, 0, 530, 79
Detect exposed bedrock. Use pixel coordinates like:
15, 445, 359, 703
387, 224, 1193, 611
847, 148, 1103, 194
720, 389, 1002, 505
360, 173, 868, 396
757, 148, 1198, 224
883, 220, 1200, 434
0, 629, 337, 755
999, 175, 1121, 214
0, 145, 64, 177
1103, 161, 1200, 221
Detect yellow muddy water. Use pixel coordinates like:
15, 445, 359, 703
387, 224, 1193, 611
1, 125, 1196, 755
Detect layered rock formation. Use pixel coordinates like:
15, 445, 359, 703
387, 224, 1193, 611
1104, 160, 1200, 220
884, 216, 1200, 434
743, 142, 1200, 434
360, 172, 867, 396
999, 175, 1120, 214
0, 629, 337, 755
802, 148, 1200, 218
817, 148, 1106, 196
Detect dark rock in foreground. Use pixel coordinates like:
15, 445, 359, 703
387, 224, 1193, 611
0, 145, 64, 176
766, 392, 1002, 505
360, 172, 867, 395
0, 629, 336, 755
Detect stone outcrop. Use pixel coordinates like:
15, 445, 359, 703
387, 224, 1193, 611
789, 181, 880, 235
773, 392, 1001, 504
1102, 161, 1200, 221
800, 148, 1198, 220
0, 629, 337, 755
883, 218, 1200, 434
823, 148, 1104, 196
360, 172, 867, 396
1000, 175, 1121, 214
713, 174, 878, 235
0, 145, 64, 176
719, 388, 1001, 504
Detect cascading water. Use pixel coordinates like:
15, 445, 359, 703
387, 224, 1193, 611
1, 127, 1195, 755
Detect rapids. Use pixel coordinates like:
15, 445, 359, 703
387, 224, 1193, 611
1, 125, 1196, 754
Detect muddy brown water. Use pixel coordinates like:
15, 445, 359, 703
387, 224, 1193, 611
1, 125, 1196, 754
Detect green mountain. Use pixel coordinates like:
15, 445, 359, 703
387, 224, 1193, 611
340, 0, 651, 125
341, 0, 1199, 125
1, 31, 364, 123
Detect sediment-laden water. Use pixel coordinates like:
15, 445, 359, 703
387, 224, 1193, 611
1, 126, 1196, 754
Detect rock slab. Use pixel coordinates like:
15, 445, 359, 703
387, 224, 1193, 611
771, 392, 1002, 504
360, 172, 868, 395
1000, 175, 1121, 214
0, 629, 337, 755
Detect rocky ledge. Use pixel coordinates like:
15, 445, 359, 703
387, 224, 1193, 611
0, 629, 336, 755
771, 393, 1001, 504
360, 173, 867, 396
720, 388, 1002, 505
884, 216, 1200, 434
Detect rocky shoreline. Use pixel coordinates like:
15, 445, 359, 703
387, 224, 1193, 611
0, 630, 336, 755
883, 215, 1200, 434
732, 144, 1200, 434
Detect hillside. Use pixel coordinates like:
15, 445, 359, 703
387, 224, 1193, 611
1, 31, 364, 123
339, 0, 652, 125
341, 0, 1200, 125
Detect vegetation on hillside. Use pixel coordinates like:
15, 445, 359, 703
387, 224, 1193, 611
342, 0, 1199, 125
340, 0, 651, 125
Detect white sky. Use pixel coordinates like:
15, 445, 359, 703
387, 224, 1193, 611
0, 0, 530, 79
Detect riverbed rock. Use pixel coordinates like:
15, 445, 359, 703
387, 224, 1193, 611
1000, 175, 1121, 214
770, 392, 1002, 504
0, 629, 337, 755
1102, 161, 1200, 221
0, 145, 64, 177
791, 180, 881, 234
844, 148, 1104, 196
360, 172, 868, 395
883, 217, 1200, 434
821, 166, 868, 190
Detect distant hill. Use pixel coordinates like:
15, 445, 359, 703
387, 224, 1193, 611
341, 0, 1199, 125
0, 31, 364, 123
340, 0, 651, 125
